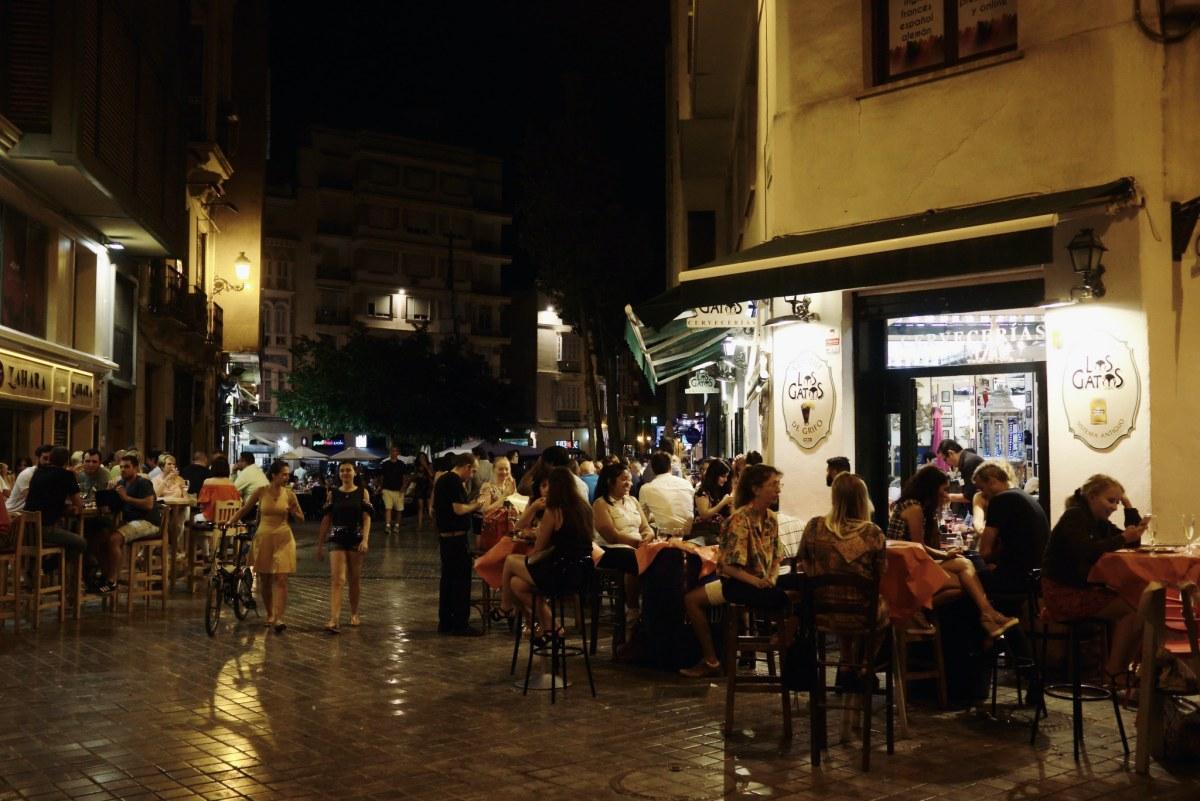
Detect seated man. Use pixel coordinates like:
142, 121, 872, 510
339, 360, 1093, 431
973, 462, 1048, 596
638, 452, 695, 537
233, 452, 268, 503
91, 455, 159, 594
22, 446, 88, 559
5, 444, 53, 514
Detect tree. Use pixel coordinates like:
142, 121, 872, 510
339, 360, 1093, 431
277, 328, 510, 448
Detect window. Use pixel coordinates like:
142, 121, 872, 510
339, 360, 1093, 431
476, 305, 492, 334
557, 383, 581, 411
405, 296, 431, 321
368, 161, 398, 185
404, 210, 435, 235
870, 0, 1018, 85
364, 293, 392, 319
274, 303, 289, 346
261, 301, 273, 345
405, 252, 434, 278
441, 173, 469, 196
0, 202, 49, 338
365, 205, 398, 230
558, 333, 582, 362
404, 167, 436, 192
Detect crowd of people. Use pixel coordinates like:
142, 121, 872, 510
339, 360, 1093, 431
0, 434, 1154, 698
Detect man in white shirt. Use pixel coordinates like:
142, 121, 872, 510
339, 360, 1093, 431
639, 452, 695, 537
233, 452, 269, 502
5, 444, 53, 513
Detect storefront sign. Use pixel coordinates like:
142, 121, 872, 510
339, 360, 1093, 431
781, 351, 836, 450
0, 348, 53, 404
69, 372, 97, 410
1061, 332, 1140, 451
684, 370, 718, 395
686, 305, 750, 329
888, 0, 945, 78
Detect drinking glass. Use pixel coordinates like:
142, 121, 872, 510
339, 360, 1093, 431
1184, 514, 1196, 551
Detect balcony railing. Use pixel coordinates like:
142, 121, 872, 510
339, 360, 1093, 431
208, 302, 224, 350
316, 264, 351, 282
148, 262, 208, 336
557, 359, 581, 373
555, 409, 583, 424
316, 307, 352, 326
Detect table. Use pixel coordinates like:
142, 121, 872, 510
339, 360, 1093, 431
882, 540, 949, 622
160, 496, 197, 590
1088, 547, 1200, 608
473, 537, 719, 590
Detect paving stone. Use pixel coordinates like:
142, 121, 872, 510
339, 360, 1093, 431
1, 522, 1197, 799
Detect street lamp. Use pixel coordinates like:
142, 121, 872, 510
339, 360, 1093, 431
213, 251, 252, 296
1066, 229, 1107, 299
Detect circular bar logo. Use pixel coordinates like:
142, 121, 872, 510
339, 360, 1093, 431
781, 351, 835, 450
1061, 331, 1140, 451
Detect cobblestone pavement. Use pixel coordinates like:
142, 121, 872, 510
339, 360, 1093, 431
1, 521, 1196, 801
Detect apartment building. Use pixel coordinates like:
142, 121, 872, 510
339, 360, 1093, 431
629, 0, 1200, 526
258, 128, 512, 445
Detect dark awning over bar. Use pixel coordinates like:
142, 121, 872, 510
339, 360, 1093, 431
633, 178, 1135, 328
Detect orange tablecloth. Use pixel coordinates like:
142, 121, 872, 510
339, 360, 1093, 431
634, 539, 719, 577
1088, 549, 1200, 608
473, 537, 721, 589
882, 540, 949, 622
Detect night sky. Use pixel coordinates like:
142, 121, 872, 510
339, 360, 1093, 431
270, 2, 669, 290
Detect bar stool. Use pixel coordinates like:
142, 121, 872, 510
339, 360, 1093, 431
17, 512, 80, 628
894, 590, 960, 709
117, 524, 168, 615
521, 557, 597, 703
722, 592, 802, 738
0, 515, 23, 633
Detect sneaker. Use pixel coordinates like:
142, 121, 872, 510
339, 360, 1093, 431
98, 581, 117, 595
679, 659, 723, 678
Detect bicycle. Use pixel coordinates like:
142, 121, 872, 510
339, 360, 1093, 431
204, 522, 257, 636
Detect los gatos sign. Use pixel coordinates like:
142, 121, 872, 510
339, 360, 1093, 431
1061, 331, 1141, 451
781, 351, 836, 451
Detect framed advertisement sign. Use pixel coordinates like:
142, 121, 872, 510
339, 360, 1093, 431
1061, 331, 1141, 451
781, 351, 836, 451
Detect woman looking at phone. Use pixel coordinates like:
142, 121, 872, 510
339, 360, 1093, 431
1041, 474, 1148, 679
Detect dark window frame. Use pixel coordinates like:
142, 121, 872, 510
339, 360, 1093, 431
870, 0, 1018, 87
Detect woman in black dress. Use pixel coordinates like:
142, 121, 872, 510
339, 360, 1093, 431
506, 466, 594, 641
410, 452, 435, 531
693, 459, 733, 540
317, 461, 373, 633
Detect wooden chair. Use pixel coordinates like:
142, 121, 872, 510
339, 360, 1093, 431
115, 515, 168, 615
722, 591, 802, 739
17, 512, 81, 628
805, 570, 894, 772
1135, 581, 1200, 773
894, 588, 961, 713
184, 500, 241, 593
0, 515, 23, 633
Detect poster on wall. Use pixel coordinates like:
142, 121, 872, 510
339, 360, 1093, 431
958, 0, 1018, 60
888, 0, 946, 78
1061, 331, 1141, 451
781, 351, 836, 451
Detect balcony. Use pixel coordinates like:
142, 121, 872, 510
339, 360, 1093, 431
147, 262, 208, 336
555, 409, 583, 424
208, 302, 224, 350
557, 360, 581, 374
316, 307, 351, 326
316, 264, 352, 282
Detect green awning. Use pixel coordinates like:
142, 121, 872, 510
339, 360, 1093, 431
624, 309, 732, 393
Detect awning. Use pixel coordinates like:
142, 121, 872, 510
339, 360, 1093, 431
634, 178, 1136, 328
623, 312, 733, 393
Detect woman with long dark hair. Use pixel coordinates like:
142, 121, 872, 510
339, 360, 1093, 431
232, 459, 304, 633
1042, 474, 1147, 678
498, 467, 594, 638
317, 461, 373, 633
887, 464, 1017, 637
410, 452, 435, 530
694, 459, 733, 533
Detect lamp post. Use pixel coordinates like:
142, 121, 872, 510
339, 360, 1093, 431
213, 251, 252, 296
1066, 229, 1107, 299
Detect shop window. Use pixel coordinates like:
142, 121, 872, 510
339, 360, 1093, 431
869, 0, 1018, 86
886, 309, 1044, 368
0, 202, 49, 338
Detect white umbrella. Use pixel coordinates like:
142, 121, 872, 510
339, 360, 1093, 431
278, 446, 327, 460
329, 446, 383, 461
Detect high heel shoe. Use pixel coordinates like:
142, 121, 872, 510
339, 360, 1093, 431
981, 613, 1019, 638
489, 607, 515, 623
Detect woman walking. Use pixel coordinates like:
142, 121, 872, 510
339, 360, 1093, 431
410, 452, 435, 530
232, 459, 304, 633
317, 461, 372, 633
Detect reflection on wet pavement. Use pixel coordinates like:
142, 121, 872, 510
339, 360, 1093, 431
0, 522, 1195, 801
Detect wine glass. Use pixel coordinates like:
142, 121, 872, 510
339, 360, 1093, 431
1184, 514, 1196, 552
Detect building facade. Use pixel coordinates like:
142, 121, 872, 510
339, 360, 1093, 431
258, 127, 512, 451
634, 0, 1200, 530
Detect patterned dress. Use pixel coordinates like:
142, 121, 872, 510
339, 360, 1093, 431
800, 517, 888, 630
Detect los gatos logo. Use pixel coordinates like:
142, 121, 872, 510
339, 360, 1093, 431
782, 352, 835, 450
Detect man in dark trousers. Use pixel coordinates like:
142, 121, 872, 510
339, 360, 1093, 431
434, 452, 484, 635
937, 439, 984, 507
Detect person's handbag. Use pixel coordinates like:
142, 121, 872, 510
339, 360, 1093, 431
479, 504, 516, 550
1159, 695, 1200, 761
328, 525, 363, 549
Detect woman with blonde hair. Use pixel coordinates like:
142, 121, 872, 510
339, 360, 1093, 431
1042, 474, 1148, 678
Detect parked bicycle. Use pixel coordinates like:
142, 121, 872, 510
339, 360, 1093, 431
204, 521, 257, 636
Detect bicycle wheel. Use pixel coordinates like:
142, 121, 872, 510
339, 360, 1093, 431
205, 573, 223, 636
233, 569, 256, 620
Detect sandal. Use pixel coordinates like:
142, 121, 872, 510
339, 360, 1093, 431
489, 607, 515, 623
350, 614, 361, 627
324, 623, 340, 635
679, 659, 723, 678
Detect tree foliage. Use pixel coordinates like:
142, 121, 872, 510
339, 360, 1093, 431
277, 328, 509, 448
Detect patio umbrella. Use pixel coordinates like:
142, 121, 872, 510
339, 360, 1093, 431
329, 446, 383, 461
278, 446, 327, 461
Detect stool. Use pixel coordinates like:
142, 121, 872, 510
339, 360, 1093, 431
895, 607, 951, 709
0, 518, 23, 633
183, 523, 215, 593
1029, 616, 1129, 760
16, 512, 81, 628
471, 549, 500, 632
117, 527, 167, 615
521, 558, 596, 703
986, 589, 1038, 716
722, 598, 798, 738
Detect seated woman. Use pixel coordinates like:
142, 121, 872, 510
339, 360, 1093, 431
152, 452, 189, 500
198, 458, 241, 522
592, 461, 654, 624
692, 459, 733, 542
1042, 474, 1147, 679
478, 456, 517, 514
887, 464, 1018, 638
680, 463, 792, 678
498, 467, 595, 639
